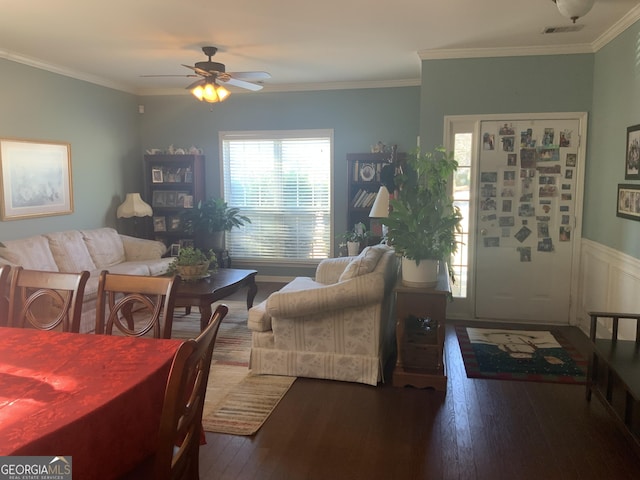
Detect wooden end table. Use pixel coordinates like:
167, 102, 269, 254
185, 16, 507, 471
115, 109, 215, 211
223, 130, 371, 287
174, 268, 258, 331
392, 268, 450, 391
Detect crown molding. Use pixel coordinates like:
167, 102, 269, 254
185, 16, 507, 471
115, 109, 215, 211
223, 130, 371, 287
418, 43, 594, 60
0, 49, 136, 94
137, 78, 421, 96
592, 3, 640, 51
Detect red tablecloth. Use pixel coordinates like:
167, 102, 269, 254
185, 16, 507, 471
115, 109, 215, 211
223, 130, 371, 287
0, 327, 183, 479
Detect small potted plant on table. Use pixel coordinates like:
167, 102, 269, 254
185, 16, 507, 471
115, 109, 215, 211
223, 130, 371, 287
339, 222, 369, 256
168, 246, 218, 281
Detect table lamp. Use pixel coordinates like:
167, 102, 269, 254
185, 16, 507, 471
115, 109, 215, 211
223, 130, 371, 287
369, 186, 390, 239
117, 193, 153, 237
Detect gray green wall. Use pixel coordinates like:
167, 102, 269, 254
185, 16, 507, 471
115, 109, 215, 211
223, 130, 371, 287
587, 22, 640, 258
139, 87, 420, 276
419, 54, 594, 151
0, 59, 140, 241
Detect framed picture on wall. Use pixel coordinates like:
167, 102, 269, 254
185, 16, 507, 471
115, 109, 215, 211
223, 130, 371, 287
0, 138, 73, 220
616, 184, 640, 221
624, 124, 640, 180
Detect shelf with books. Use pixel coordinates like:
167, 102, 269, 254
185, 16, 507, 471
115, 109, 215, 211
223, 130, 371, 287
346, 151, 403, 238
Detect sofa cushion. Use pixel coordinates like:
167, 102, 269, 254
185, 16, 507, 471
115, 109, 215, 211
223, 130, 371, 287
338, 245, 386, 281
248, 300, 271, 332
0, 235, 59, 271
103, 262, 152, 276
81, 228, 126, 268
45, 230, 97, 273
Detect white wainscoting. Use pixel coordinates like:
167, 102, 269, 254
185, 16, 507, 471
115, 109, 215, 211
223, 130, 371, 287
577, 239, 640, 339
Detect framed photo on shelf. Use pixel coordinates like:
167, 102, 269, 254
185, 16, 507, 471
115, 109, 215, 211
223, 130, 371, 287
176, 191, 189, 207
153, 216, 166, 232
179, 238, 194, 249
358, 163, 376, 182
617, 184, 640, 221
165, 191, 177, 207
152, 190, 166, 207
167, 215, 181, 231
0, 138, 73, 220
625, 124, 640, 180
151, 168, 163, 183
170, 243, 181, 256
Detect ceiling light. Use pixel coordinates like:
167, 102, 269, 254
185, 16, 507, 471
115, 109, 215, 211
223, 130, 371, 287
191, 80, 230, 103
552, 0, 594, 24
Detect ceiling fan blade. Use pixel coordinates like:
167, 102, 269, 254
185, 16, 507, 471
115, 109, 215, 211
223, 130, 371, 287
219, 77, 264, 91
227, 71, 271, 81
140, 74, 199, 78
182, 64, 213, 77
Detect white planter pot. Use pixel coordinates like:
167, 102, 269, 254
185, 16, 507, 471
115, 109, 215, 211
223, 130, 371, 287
401, 257, 439, 288
347, 241, 360, 256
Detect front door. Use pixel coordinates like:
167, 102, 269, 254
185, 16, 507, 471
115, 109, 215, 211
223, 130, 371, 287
473, 115, 585, 324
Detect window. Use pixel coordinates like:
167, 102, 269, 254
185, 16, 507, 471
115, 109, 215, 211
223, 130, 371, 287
451, 132, 472, 298
220, 130, 332, 263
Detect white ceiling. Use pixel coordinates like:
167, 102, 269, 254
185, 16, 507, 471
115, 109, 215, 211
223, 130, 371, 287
1, 0, 639, 96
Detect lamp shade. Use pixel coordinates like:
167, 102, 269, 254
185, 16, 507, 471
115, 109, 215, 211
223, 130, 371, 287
369, 186, 390, 218
554, 0, 594, 23
117, 193, 153, 218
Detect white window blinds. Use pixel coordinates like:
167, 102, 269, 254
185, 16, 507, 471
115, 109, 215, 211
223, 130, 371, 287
221, 130, 332, 261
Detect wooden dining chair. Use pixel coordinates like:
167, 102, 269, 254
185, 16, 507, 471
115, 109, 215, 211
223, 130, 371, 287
7, 267, 90, 332
0, 265, 12, 326
154, 304, 228, 480
95, 271, 179, 339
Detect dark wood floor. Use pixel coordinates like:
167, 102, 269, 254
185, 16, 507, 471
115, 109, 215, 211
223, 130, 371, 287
199, 284, 640, 479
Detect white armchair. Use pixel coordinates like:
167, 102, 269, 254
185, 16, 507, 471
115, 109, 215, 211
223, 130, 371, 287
248, 244, 399, 386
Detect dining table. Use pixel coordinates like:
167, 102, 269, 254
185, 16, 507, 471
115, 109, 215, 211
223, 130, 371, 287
0, 326, 184, 479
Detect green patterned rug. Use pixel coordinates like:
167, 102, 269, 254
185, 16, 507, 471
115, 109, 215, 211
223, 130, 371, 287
456, 326, 587, 384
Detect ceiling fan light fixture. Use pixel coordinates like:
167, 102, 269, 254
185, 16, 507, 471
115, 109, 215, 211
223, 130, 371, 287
552, 0, 594, 24
191, 84, 205, 101
191, 81, 230, 103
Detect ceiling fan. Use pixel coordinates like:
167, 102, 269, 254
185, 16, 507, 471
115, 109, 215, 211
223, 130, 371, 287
144, 46, 271, 103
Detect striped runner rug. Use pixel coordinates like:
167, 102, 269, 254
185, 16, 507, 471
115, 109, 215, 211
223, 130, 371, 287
172, 300, 295, 436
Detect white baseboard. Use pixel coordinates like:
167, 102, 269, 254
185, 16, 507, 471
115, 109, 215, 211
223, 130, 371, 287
577, 239, 640, 338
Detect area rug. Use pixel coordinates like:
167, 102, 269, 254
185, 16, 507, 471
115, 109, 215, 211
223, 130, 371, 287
455, 326, 587, 384
172, 300, 295, 435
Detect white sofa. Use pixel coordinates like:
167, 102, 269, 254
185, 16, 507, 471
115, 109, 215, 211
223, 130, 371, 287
248, 244, 399, 386
0, 227, 173, 333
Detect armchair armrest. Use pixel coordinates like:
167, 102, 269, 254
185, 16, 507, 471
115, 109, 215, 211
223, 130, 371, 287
315, 257, 352, 284
267, 272, 385, 318
120, 235, 167, 261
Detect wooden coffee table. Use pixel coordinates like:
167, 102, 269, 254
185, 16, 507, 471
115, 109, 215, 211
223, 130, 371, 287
174, 268, 258, 331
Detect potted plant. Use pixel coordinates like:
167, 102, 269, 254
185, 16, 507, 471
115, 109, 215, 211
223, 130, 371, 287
384, 147, 463, 287
338, 222, 368, 256
180, 197, 251, 251
168, 246, 218, 280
